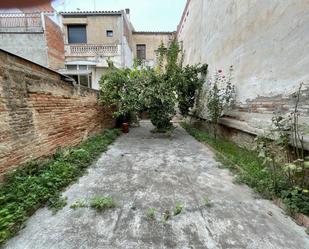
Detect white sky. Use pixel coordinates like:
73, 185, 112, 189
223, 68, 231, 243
52, 0, 186, 31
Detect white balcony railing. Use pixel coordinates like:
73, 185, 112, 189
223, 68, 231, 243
65, 44, 120, 57
0, 13, 43, 33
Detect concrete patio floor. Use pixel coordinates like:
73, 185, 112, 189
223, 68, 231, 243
4, 121, 309, 249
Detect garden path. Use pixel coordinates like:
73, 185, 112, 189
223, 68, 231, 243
4, 121, 309, 249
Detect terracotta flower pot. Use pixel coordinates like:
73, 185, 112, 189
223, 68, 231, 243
122, 122, 129, 133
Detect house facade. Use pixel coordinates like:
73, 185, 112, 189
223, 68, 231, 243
58, 10, 134, 90
59, 10, 174, 90
0, 6, 174, 90
0, 11, 65, 70
132, 31, 174, 67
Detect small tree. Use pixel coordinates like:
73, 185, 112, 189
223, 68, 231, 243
206, 66, 235, 139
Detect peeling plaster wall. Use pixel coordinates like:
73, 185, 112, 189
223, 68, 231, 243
177, 0, 309, 107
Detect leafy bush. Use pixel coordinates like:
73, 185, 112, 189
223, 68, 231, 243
0, 128, 120, 245
99, 40, 207, 132
89, 196, 116, 212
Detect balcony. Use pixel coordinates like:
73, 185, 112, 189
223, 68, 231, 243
65, 44, 120, 57
0, 13, 43, 33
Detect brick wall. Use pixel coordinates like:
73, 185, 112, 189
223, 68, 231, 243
45, 15, 65, 70
237, 88, 309, 115
0, 49, 115, 175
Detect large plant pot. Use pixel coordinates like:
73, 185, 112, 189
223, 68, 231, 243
122, 122, 129, 133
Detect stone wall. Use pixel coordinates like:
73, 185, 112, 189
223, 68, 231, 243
0, 49, 115, 175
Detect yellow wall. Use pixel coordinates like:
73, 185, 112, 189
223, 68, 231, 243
132, 32, 174, 61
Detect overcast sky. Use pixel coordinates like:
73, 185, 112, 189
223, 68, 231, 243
52, 0, 186, 31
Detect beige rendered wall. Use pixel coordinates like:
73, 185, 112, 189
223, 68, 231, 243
133, 33, 173, 62
177, 0, 309, 109
62, 15, 122, 45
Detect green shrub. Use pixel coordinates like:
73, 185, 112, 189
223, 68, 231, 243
70, 200, 88, 210
0, 128, 120, 245
89, 196, 116, 212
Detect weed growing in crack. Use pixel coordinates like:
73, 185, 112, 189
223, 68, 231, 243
173, 203, 183, 216
130, 202, 137, 210
90, 196, 116, 212
203, 196, 212, 207
47, 195, 67, 214
145, 208, 156, 220
70, 200, 88, 210
162, 209, 170, 222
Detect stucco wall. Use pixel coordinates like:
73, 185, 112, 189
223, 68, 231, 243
133, 32, 174, 63
0, 33, 48, 67
178, 0, 309, 108
62, 15, 122, 45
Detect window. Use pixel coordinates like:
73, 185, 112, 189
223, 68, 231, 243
67, 25, 87, 44
106, 30, 113, 37
136, 44, 146, 61
66, 65, 77, 70
78, 65, 88, 70
79, 75, 89, 87
67, 74, 92, 88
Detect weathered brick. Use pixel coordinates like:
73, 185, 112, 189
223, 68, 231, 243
0, 50, 115, 176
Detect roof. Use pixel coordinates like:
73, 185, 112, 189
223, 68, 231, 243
133, 31, 175, 35
60, 10, 122, 16
177, 0, 191, 35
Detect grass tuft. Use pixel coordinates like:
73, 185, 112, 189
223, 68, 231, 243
89, 196, 116, 212
145, 208, 156, 220
173, 203, 183, 216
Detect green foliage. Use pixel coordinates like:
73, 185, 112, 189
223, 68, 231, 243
203, 196, 212, 207
177, 64, 207, 117
0, 128, 120, 245
99, 39, 206, 132
89, 196, 116, 212
99, 67, 145, 118
47, 195, 67, 215
173, 203, 183, 216
181, 123, 309, 216
281, 187, 309, 215
70, 200, 88, 210
206, 67, 235, 138
145, 208, 156, 220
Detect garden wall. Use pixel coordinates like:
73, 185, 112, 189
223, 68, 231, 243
178, 0, 309, 149
0, 49, 115, 175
